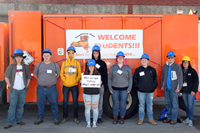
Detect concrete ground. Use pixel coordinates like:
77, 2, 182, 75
0, 97, 200, 133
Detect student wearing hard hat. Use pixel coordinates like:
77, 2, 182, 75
134, 54, 158, 125
4, 49, 32, 129
33, 48, 61, 125
181, 56, 199, 127
108, 51, 132, 124
89, 45, 107, 123
161, 51, 183, 125
81, 59, 101, 128
60, 46, 81, 124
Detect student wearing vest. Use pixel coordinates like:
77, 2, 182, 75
60, 46, 81, 124
161, 51, 183, 125
4, 49, 32, 129
33, 48, 61, 125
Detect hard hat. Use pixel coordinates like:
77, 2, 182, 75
140, 54, 149, 60
166, 51, 176, 57
182, 56, 191, 62
11, 49, 26, 58
87, 59, 96, 66
42, 48, 52, 55
116, 51, 125, 57
92, 45, 100, 51
67, 46, 76, 53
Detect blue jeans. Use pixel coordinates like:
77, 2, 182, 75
182, 93, 196, 120
164, 89, 179, 120
83, 94, 99, 122
137, 91, 154, 119
112, 90, 128, 116
7, 89, 27, 125
63, 85, 79, 118
37, 85, 59, 120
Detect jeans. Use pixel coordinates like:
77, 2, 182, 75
137, 91, 154, 119
182, 92, 196, 120
83, 93, 99, 122
63, 85, 79, 118
98, 86, 104, 118
164, 89, 179, 120
7, 89, 27, 125
112, 90, 128, 116
37, 85, 59, 120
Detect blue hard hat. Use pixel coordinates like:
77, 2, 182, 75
166, 51, 176, 57
42, 48, 52, 55
11, 48, 26, 58
67, 46, 76, 53
116, 51, 125, 57
87, 59, 96, 66
140, 54, 149, 60
92, 45, 100, 51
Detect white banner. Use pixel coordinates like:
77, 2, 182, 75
66, 30, 143, 59
81, 75, 101, 88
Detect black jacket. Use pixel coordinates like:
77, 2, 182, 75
86, 51, 108, 86
134, 65, 158, 92
181, 67, 199, 93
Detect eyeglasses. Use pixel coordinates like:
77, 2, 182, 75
167, 56, 174, 59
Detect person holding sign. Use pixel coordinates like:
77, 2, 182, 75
180, 56, 199, 127
134, 54, 158, 125
60, 46, 81, 124
81, 59, 101, 128
33, 48, 61, 125
161, 51, 183, 125
108, 51, 132, 124
90, 45, 107, 123
4, 49, 31, 129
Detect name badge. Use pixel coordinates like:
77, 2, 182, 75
188, 73, 191, 76
96, 64, 101, 69
47, 69, 52, 74
117, 70, 123, 74
69, 67, 76, 72
139, 71, 145, 76
183, 82, 187, 87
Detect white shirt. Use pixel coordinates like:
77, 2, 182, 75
13, 65, 25, 90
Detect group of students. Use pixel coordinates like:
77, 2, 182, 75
3, 45, 199, 129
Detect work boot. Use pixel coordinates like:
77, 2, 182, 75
113, 116, 118, 124
170, 120, 177, 125
119, 116, 124, 124
148, 119, 157, 125
137, 119, 144, 125
163, 119, 171, 123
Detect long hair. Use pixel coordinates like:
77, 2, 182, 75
181, 61, 192, 69
12, 58, 25, 65
84, 65, 100, 75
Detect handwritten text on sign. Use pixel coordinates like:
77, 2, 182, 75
81, 75, 101, 88
66, 30, 143, 59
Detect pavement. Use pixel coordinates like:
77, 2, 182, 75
0, 97, 200, 133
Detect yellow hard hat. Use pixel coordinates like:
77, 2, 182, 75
182, 56, 190, 62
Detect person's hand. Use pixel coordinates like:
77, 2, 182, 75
127, 91, 130, 93
175, 89, 180, 93
161, 88, 164, 91
110, 91, 113, 94
80, 80, 82, 83
191, 91, 195, 96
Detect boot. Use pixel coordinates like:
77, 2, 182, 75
119, 116, 124, 124
113, 116, 118, 124
148, 119, 157, 125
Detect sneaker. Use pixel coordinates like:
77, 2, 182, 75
87, 121, 91, 128
92, 121, 97, 128
183, 118, 189, 124
188, 120, 193, 127
137, 119, 144, 125
148, 119, 157, 125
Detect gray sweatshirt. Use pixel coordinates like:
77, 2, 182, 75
160, 62, 183, 91
108, 64, 133, 92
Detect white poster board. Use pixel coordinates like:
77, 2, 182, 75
81, 75, 101, 88
66, 30, 143, 59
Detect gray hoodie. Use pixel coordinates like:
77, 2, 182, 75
160, 62, 183, 91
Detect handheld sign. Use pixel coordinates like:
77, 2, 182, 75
81, 75, 101, 88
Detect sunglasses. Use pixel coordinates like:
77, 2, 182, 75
167, 56, 174, 59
